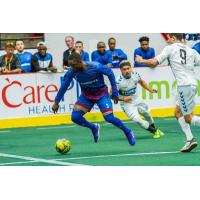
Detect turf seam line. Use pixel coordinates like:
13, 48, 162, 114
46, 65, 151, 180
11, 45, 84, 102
55, 150, 200, 161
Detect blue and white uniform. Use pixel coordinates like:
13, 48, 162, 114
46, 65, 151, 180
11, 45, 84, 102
156, 42, 200, 115
17, 51, 32, 72
116, 71, 153, 129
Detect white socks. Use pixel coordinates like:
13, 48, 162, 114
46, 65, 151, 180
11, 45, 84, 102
178, 117, 193, 141
142, 112, 154, 125
191, 115, 200, 127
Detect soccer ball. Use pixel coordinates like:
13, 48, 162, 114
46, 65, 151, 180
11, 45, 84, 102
55, 138, 71, 154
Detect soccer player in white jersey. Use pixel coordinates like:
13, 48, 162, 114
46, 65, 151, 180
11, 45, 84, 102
116, 60, 165, 139
136, 33, 200, 152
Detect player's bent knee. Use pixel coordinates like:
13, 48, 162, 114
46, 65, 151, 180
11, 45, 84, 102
184, 116, 192, 124
103, 113, 114, 122
71, 111, 83, 123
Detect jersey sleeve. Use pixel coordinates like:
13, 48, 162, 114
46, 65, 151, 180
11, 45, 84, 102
115, 76, 121, 91
91, 51, 98, 62
97, 64, 118, 97
134, 71, 142, 82
85, 52, 90, 61
155, 46, 171, 64
118, 49, 127, 60
54, 69, 75, 104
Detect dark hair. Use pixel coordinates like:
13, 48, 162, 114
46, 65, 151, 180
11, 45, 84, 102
168, 33, 183, 41
97, 41, 105, 47
139, 36, 149, 43
68, 52, 82, 61
76, 41, 83, 45
119, 60, 131, 68
108, 37, 116, 43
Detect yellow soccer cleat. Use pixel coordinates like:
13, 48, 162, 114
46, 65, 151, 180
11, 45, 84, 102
157, 129, 165, 136
153, 130, 161, 139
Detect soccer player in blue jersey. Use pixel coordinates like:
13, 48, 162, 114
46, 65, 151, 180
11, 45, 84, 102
108, 37, 127, 68
16, 40, 32, 72
91, 42, 112, 67
52, 52, 135, 145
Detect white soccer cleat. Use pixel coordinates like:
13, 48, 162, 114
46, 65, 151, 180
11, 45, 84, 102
180, 138, 198, 152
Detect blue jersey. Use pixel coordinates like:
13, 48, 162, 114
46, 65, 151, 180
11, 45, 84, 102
81, 51, 90, 61
108, 49, 127, 68
17, 51, 32, 72
91, 50, 112, 66
134, 47, 155, 67
33, 52, 53, 68
55, 61, 118, 103
192, 42, 200, 54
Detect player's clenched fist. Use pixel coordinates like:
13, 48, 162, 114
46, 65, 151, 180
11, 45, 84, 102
52, 103, 59, 113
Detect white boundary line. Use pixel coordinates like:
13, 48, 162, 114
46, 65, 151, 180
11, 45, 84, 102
55, 150, 199, 161
163, 118, 175, 121
0, 153, 88, 166
0, 161, 37, 166
0, 130, 11, 133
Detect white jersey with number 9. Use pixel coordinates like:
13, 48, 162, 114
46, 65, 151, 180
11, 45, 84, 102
155, 42, 200, 86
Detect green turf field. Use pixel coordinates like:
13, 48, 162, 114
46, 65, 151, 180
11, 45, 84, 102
0, 118, 200, 166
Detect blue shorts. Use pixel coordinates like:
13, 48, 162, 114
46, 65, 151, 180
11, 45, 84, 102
74, 94, 113, 115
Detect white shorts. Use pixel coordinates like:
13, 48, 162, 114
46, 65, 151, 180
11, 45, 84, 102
121, 101, 149, 119
177, 85, 197, 115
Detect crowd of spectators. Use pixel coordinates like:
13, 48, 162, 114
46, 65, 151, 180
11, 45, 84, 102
1, 34, 200, 75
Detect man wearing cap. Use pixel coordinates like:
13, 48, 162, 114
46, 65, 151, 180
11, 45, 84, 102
0, 41, 21, 74
31, 42, 57, 72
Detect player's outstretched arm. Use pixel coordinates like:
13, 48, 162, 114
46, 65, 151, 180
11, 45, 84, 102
52, 70, 75, 113
135, 55, 159, 67
139, 79, 157, 93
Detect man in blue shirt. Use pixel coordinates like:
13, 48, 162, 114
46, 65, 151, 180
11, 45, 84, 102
31, 42, 57, 72
108, 37, 127, 68
134, 36, 155, 67
192, 42, 200, 54
75, 41, 90, 61
52, 52, 135, 145
91, 42, 112, 67
16, 40, 32, 72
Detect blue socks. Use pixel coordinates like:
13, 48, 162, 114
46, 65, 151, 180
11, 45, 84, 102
104, 113, 131, 134
71, 111, 131, 135
71, 111, 95, 130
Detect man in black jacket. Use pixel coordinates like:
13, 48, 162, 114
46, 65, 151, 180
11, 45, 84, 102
63, 35, 75, 70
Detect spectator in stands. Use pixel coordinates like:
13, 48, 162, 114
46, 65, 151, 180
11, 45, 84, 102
192, 41, 200, 54
134, 36, 155, 67
75, 41, 89, 61
63, 35, 75, 69
108, 37, 127, 68
16, 40, 32, 72
0, 41, 21, 74
31, 42, 57, 72
91, 42, 112, 67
